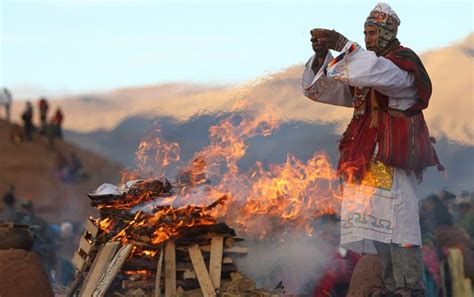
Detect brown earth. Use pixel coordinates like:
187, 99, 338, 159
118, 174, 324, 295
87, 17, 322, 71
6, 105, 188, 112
0, 249, 54, 297
0, 119, 122, 223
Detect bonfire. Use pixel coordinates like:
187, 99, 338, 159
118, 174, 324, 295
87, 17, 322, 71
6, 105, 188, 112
66, 104, 344, 296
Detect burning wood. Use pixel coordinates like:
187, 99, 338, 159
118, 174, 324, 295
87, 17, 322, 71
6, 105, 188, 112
67, 179, 281, 297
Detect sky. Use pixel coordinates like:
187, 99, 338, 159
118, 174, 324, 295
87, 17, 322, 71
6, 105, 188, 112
0, 0, 473, 99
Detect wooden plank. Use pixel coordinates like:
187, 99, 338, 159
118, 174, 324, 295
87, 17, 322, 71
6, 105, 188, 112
79, 241, 120, 297
165, 241, 176, 297
200, 245, 247, 254
155, 246, 164, 297
188, 244, 216, 297
93, 244, 133, 297
209, 236, 223, 289
85, 219, 99, 238
71, 252, 86, 271
79, 236, 94, 254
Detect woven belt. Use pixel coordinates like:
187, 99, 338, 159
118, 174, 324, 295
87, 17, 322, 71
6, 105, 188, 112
386, 108, 421, 117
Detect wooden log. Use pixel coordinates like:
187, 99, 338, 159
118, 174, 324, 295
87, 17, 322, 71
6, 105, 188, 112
79, 241, 120, 297
188, 244, 216, 297
130, 240, 158, 250
200, 245, 247, 254
155, 246, 164, 297
124, 257, 158, 270
165, 241, 176, 297
93, 243, 133, 297
125, 260, 195, 272
223, 257, 233, 264
175, 223, 235, 241
122, 280, 156, 289
223, 237, 244, 247
209, 236, 223, 289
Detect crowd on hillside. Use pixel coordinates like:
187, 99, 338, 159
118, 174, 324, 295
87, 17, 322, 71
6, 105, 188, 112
0, 88, 64, 145
1, 88, 89, 184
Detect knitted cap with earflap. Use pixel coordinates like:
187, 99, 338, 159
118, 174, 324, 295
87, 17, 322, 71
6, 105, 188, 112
364, 3, 400, 50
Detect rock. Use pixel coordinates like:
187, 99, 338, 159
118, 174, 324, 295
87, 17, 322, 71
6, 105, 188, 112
0, 249, 54, 297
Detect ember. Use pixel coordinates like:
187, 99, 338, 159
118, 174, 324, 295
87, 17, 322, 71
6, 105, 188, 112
68, 179, 281, 296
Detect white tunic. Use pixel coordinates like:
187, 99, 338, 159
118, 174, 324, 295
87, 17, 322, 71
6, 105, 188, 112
302, 41, 422, 253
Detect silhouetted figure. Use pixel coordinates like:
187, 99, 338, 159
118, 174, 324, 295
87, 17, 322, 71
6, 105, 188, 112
38, 97, 49, 135
51, 108, 64, 139
55, 151, 69, 181
1, 88, 12, 122
0, 185, 17, 222
21, 101, 34, 141
20, 200, 58, 281
66, 152, 88, 182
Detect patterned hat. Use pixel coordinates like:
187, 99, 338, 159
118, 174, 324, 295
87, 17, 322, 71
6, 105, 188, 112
365, 3, 400, 49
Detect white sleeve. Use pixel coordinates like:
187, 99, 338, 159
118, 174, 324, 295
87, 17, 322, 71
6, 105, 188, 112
302, 53, 353, 108
326, 42, 418, 100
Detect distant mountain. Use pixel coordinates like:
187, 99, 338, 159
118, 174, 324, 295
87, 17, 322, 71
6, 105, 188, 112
59, 33, 474, 197
66, 113, 473, 196
0, 120, 122, 223
8, 34, 473, 198
10, 33, 474, 145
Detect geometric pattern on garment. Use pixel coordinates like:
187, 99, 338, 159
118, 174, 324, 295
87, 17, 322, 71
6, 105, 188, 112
340, 168, 422, 254
341, 183, 395, 237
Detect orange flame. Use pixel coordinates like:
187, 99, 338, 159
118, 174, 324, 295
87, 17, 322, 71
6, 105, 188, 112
116, 98, 372, 241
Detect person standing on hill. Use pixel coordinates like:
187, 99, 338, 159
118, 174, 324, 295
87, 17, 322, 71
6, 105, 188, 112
38, 97, 49, 135
302, 3, 442, 296
0, 88, 12, 122
21, 101, 34, 141
51, 107, 64, 139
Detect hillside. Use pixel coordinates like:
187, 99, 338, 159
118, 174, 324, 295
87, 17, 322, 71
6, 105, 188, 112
0, 120, 122, 223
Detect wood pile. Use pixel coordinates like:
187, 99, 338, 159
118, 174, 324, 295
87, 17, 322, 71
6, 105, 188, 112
66, 179, 282, 297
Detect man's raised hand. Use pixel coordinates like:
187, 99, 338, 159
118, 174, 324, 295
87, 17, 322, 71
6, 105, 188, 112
310, 29, 329, 58
311, 28, 348, 52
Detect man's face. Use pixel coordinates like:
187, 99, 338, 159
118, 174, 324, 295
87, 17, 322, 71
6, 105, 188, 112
364, 24, 379, 54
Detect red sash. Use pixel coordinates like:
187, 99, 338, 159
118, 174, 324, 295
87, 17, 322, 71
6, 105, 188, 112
337, 46, 442, 181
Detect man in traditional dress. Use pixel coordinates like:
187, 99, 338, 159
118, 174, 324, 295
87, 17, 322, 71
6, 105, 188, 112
302, 3, 442, 296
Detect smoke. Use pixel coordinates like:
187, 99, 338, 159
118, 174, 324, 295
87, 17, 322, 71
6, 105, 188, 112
236, 234, 334, 295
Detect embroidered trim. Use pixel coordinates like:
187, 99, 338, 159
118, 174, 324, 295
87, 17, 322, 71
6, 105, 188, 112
324, 42, 359, 75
